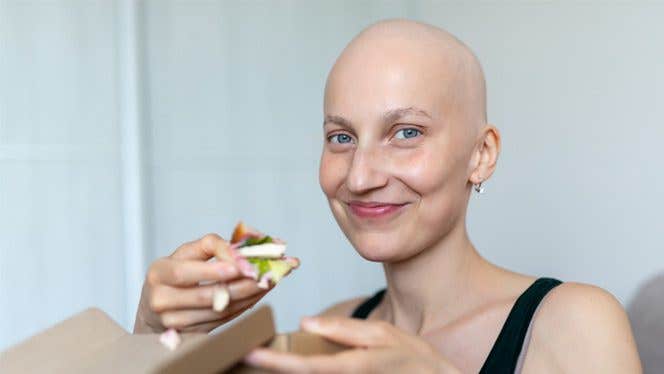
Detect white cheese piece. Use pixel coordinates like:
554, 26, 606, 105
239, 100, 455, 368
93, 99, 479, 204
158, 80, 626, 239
237, 243, 286, 258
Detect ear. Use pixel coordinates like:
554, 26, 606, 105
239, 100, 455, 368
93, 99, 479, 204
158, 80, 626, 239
469, 124, 501, 185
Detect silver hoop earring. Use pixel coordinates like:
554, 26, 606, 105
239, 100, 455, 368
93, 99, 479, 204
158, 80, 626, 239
474, 181, 485, 194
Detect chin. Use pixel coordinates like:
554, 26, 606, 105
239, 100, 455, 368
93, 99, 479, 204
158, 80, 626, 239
329, 200, 426, 262
346, 230, 416, 263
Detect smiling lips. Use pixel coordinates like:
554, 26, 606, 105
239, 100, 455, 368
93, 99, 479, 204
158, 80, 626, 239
347, 201, 409, 219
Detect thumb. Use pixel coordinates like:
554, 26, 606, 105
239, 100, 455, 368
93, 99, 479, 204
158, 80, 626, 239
300, 316, 397, 349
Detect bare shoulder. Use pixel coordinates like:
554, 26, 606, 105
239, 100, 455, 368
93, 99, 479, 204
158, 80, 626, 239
317, 296, 367, 317
525, 282, 642, 373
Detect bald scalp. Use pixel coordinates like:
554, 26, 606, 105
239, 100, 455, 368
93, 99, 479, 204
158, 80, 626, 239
326, 19, 487, 130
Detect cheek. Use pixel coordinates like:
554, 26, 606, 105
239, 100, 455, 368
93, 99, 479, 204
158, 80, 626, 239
388, 143, 469, 249
390, 146, 449, 194
319, 150, 349, 197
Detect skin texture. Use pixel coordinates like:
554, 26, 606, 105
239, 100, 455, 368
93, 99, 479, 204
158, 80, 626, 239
243, 19, 643, 373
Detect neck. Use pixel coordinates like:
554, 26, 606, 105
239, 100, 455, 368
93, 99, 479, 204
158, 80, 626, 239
381, 219, 496, 334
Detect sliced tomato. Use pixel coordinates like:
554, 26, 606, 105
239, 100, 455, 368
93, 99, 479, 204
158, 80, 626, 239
230, 221, 263, 244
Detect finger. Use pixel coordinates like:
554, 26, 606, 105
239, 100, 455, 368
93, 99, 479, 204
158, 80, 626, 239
150, 284, 224, 312
219, 294, 265, 322
300, 317, 398, 348
160, 309, 227, 329
148, 258, 239, 287
150, 280, 267, 313
176, 308, 256, 333
228, 278, 267, 300
244, 348, 366, 374
243, 348, 314, 373
170, 233, 230, 261
159, 294, 266, 330
286, 256, 301, 269
150, 284, 213, 312
179, 319, 225, 333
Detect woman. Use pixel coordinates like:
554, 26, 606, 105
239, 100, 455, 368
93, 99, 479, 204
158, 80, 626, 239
134, 20, 642, 373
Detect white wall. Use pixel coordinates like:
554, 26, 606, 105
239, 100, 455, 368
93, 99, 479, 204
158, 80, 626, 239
1, 0, 662, 351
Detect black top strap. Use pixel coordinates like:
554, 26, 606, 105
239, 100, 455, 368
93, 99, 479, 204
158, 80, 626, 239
350, 277, 563, 374
479, 277, 562, 374
351, 289, 386, 319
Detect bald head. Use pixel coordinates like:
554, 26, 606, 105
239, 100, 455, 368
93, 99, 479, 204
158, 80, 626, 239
320, 20, 501, 261
325, 19, 487, 130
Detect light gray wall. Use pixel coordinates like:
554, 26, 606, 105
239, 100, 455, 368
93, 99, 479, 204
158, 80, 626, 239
1, 0, 662, 351
0, 1, 126, 349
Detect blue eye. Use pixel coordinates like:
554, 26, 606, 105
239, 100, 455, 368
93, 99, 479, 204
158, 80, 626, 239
394, 128, 422, 139
329, 133, 354, 144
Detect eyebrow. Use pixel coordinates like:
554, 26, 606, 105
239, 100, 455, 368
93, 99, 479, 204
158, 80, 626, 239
383, 107, 432, 123
323, 106, 432, 128
323, 114, 352, 128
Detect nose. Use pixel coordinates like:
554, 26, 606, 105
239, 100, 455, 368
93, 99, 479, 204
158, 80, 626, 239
345, 145, 388, 194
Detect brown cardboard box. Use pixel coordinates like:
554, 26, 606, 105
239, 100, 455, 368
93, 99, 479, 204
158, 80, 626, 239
1, 305, 345, 373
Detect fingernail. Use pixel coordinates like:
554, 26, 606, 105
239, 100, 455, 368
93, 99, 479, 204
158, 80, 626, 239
213, 287, 230, 312
243, 350, 263, 366
301, 316, 320, 332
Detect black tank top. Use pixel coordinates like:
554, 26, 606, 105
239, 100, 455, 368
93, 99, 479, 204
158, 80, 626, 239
351, 277, 562, 373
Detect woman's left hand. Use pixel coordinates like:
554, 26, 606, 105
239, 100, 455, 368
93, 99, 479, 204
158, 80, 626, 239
243, 316, 461, 373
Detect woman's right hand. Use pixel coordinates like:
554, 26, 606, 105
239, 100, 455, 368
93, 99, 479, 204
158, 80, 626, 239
133, 233, 271, 333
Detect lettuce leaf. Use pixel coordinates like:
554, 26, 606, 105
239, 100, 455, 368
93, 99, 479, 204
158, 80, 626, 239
247, 258, 271, 276
247, 258, 291, 281
241, 236, 273, 247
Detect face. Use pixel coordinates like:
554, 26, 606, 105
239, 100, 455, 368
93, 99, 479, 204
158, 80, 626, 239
319, 42, 478, 263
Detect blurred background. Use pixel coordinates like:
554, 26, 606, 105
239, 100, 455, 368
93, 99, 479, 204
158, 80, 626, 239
1, 0, 663, 358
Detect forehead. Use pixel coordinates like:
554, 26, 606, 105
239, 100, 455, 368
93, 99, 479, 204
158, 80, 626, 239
324, 40, 458, 122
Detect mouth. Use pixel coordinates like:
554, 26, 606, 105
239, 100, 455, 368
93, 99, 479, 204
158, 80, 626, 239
346, 200, 410, 220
